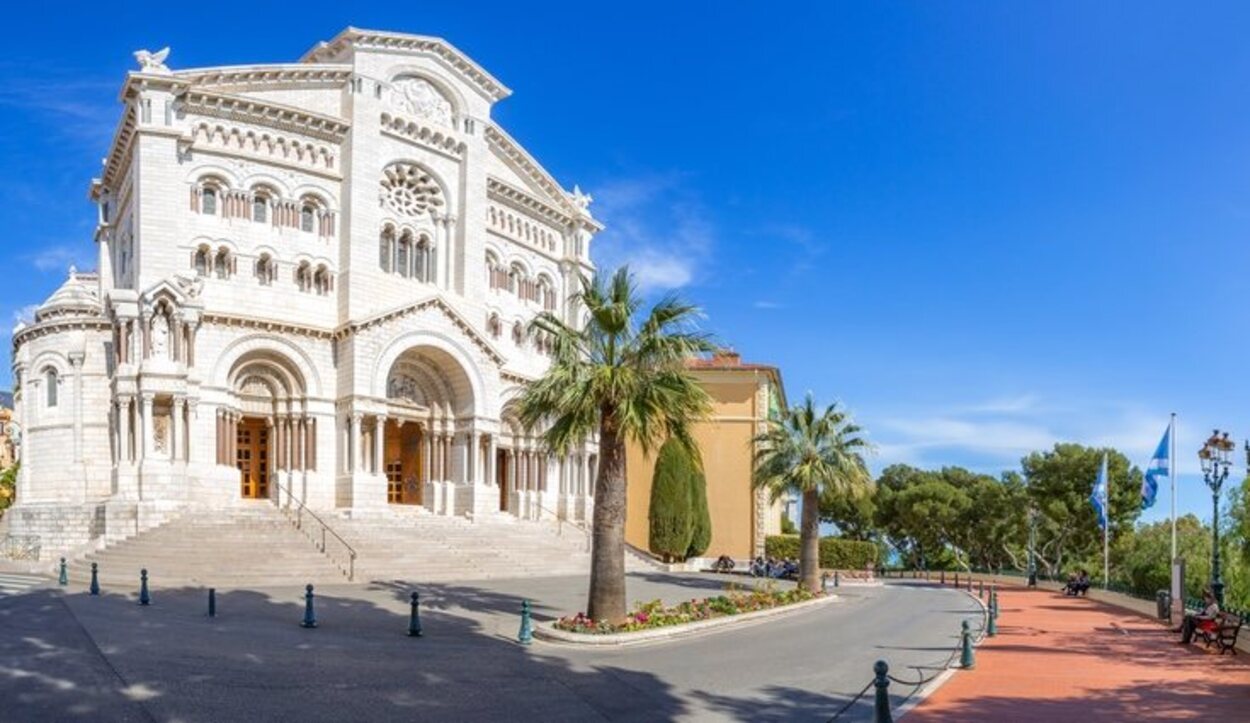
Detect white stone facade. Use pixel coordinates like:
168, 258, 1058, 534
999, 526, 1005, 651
8, 28, 602, 559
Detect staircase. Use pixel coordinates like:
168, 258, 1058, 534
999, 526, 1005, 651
336, 509, 652, 583
68, 503, 348, 589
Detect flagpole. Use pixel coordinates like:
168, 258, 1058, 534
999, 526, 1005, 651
1104, 454, 1110, 591
1170, 413, 1177, 561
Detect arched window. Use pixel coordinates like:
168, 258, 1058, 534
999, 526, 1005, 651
379, 227, 394, 273
300, 204, 315, 232
252, 195, 268, 223
396, 232, 411, 278
193, 247, 210, 277
313, 266, 331, 295
214, 249, 231, 279
296, 262, 312, 292
45, 368, 58, 407
414, 236, 431, 283
256, 254, 274, 286
201, 187, 218, 215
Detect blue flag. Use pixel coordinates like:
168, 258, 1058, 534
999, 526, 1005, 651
1090, 453, 1109, 530
1142, 425, 1169, 510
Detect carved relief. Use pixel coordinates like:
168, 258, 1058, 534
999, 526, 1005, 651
387, 373, 425, 405
380, 162, 444, 218
153, 414, 170, 454
390, 77, 454, 128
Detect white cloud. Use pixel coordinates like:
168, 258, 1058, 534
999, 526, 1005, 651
589, 173, 714, 292
753, 300, 784, 310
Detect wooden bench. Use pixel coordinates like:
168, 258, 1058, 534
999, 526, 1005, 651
1198, 612, 1243, 655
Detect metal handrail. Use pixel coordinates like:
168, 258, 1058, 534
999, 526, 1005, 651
271, 480, 357, 581
534, 501, 591, 553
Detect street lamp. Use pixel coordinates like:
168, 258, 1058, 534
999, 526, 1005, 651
1198, 429, 1234, 607
1026, 506, 1039, 587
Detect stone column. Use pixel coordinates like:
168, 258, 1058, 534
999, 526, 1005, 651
139, 394, 153, 462
487, 434, 497, 488
186, 400, 197, 464
295, 416, 306, 472
120, 397, 133, 464
350, 413, 363, 473
374, 415, 386, 475
172, 397, 184, 463
69, 352, 84, 464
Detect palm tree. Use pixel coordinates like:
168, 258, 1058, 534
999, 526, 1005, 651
753, 395, 873, 592
518, 267, 713, 622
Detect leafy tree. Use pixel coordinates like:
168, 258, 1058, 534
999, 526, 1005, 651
1113, 515, 1211, 599
648, 438, 695, 561
1022, 444, 1143, 579
780, 514, 798, 535
753, 395, 872, 592
687, 463, 712, 559
820, 484, 877, 541
519, 267, 713, 622
0, 462, 16, 512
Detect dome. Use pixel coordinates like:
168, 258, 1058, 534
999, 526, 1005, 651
35, 267, 101, 322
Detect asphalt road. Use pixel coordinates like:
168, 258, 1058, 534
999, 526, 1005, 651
0, 574, 980, 722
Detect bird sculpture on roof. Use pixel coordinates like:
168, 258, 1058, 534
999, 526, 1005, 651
133, 47, 172, 74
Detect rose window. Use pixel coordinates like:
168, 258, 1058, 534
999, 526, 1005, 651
380, 163, 444, 218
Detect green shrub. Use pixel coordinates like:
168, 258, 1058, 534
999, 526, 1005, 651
649, 438, 695, 561
780, 515, 797, 535
687, 466, 711, 558
764, 535, 879, 569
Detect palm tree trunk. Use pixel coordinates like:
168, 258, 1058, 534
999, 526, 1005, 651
587, 409, 627, 622
800, 488, 821, 593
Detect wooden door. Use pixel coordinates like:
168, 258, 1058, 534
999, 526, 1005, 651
237, 419, 269, 499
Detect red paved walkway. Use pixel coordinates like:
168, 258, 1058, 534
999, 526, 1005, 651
908, 586, 1250, 721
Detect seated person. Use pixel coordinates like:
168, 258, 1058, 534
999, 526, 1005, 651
1074, 570, 1090, 596
712, 555, 735, 573
1179, 589, 1220, 644
781, 559, 800, 579
749, 556, 767, 577
1063, 572, 1080, 595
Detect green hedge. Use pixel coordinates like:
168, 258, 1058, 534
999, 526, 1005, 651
764, 535, 880, 569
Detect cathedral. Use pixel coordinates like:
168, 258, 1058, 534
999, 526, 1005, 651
8, 28, 602, 558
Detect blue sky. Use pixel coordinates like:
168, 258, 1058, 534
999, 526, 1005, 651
1, 3, 1246, 523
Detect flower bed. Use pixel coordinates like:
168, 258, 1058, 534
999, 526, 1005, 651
554, 583, 819, 635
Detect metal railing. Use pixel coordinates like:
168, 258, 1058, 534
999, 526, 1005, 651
271, 480, 357, 581
0, 534, 41, 561
535, 502, 591, 553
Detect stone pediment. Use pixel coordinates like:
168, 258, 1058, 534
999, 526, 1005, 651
339, 296, 506, 367
485, 125, 593, 223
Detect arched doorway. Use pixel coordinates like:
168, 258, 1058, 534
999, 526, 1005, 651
224, 350, 309, 500
381, 345, 475, 512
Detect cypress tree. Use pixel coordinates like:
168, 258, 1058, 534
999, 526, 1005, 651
648, 438, 695, 562
687, 464, 712, 559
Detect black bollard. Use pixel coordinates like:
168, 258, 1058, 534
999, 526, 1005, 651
89, 562, 100, 596
301, 584, 318, 628
58, 558, 68, 586
138, 569, 151, 606
408, 591, 423, 637
834, 570, 840, 588
208, 588, 217, 617
954, 572, 959, 588
940, 570, 946, 585
873, 660, 892, 722
978, 580, 984, 599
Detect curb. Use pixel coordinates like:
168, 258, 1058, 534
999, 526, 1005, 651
534, 592, 841, 647
895, 587, 989, 719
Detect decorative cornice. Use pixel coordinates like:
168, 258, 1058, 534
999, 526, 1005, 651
98, 104, 137, 192
380, 112, 466, 157
179, 89, 350, 143
12, 317, 110, 350
487, 177, 572, 227
485, 125, 599, 229
200, 312, 336, 340
336, 296, 506, 367
302, 27, 511, 102
500, 370, 533, 386
175, 64, 353, 90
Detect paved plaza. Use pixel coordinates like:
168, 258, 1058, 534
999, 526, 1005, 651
909, 584, 1250, 721
0, 573, 978, 721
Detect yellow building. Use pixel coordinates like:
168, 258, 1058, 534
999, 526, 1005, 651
625, 350, 788, 561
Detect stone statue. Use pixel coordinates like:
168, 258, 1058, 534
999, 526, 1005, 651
134, 47, 171, 74
153, 415, 170, 454
151, 314, 170, 359
391, 77, 453, 128
570, 185, 593, 212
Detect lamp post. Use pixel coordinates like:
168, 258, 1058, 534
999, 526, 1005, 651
1026, 506, 1038, 588
1198, 430, 1233, 608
